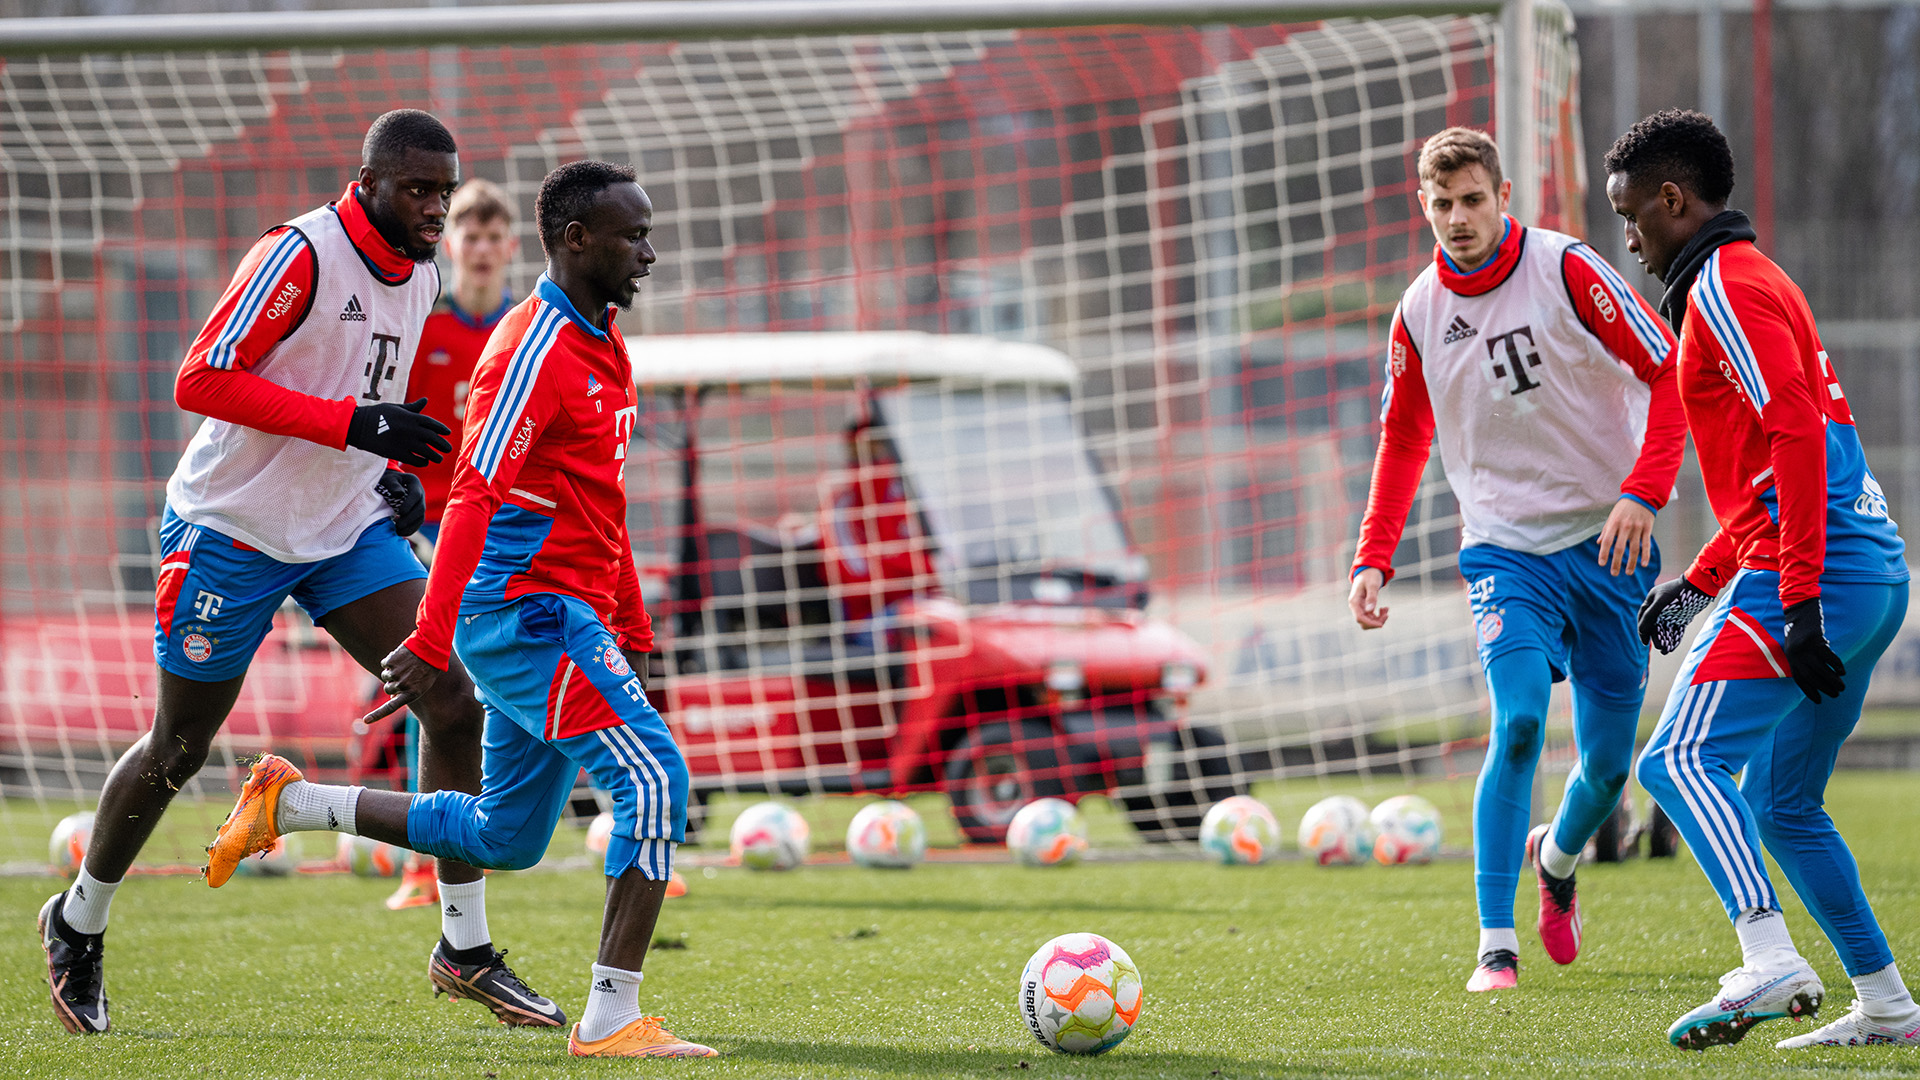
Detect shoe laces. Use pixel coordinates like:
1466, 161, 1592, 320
487, 948, 546, 997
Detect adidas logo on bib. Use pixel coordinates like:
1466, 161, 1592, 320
1442, 314, 1477, 343
340, 295, 367, 322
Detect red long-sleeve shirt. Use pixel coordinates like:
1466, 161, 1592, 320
402, 274, 651, 670
1676, 241, 1906, 604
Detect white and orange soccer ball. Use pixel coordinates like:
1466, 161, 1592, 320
49, 811, 94, 879
1369, 794, 1443, 865
585, 811, 616, 856
337, 833, 407, 877
1019, 932, 1143, 1055
846, 800, 926, 869
1006, 798, 1088, 867
1199, 795, 1281, 866
1297, 795, 1376, 866
730, 801, 810, 871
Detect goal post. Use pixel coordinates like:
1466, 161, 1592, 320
0, 0, 1582, 867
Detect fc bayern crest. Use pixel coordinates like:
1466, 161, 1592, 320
1477, 613, 1503, 644
602, 642, 631, 677
183, 633, 214, 663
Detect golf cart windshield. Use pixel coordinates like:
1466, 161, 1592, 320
874, 383, 1143, 606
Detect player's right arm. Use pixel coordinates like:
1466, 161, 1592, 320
1350, 305, 1435, 629
172, 228, 352, 445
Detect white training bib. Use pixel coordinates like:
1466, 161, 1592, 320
1400, 227, 1651, 555
167, 204, 438, 562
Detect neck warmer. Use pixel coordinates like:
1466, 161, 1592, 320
1657, 208, 1756, 332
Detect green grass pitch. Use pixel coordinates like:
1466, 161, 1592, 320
2, 773, 1918, 1078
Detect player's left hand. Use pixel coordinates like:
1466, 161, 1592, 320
1597, 498, 1656, 576
362, 644, 441, 724
622, 648, 649, 692
1782, 598, 1847, 703
376, 468, 426, 537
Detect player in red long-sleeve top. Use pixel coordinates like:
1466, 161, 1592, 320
206, 161, 715, 1059
1349, 128, 1684, 992
1610, 110, 1917, 1052
35, 111, 560, 1037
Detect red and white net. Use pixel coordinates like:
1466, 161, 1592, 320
0, 8, 1584, 868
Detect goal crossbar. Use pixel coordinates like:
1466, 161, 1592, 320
0, 0, 1504, 54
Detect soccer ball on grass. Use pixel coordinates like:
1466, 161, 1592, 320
1297, 795, 1376, 866
49, 811, 94, 879
846, 800, 926, 869
730, 801, 810, 871
1199, 795, 1281, 865
337, 833, 407, 877
1370, 794, 1442, 865
1018, 932, 1143, 1055
1006, 798, 1087, 867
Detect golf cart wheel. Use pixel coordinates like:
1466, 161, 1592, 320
1590, 792, 1635, 863
943, 719, 1065, 845
1119, 724, 1240, 844
1647, 801, 1682, 858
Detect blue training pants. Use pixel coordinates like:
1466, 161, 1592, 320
1461, 537, 1656, 929
1636, 570, 1907, 976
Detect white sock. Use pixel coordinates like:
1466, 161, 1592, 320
577, 964, 645, 1042
1538, 832, 1580, 880
62, 866, 121, 935
438, 877, 490, 952
275, 780, 361, 834
1479, 927, 1520, 958
1854, 963, 1920, 1022
1735, 907, 1799, 966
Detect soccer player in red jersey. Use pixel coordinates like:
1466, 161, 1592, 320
1352, 128, 1683, 992
205, 161, 716, 1058
407, 177, 519, 548
35, 110, 561, 1035
1609, 109, 1918, 1050
383, 178, 520, 911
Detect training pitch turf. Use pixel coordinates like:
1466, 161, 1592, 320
1, 772, 1917, 1079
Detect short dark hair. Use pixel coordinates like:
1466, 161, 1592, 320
362, 109, 457, 172
1418, 127, 1502, 189
1603, 109, 1735, 206
535, 160, 638, 256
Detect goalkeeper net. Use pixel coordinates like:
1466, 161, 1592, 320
0, 4, 1584, 868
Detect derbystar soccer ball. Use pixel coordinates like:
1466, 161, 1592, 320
730, 801, 810, 871
1297, 795, 1376, 866
49, 811, 94, 879
1370, 794, 1443, 865
1019, 932, 1144, 1055
337, 833, 406, 877
586, 811, 616, 856
1199, 795, 1281, 866
235, 832, 302, 877
1006, 798, 1088, 867
846, 800, 926, 869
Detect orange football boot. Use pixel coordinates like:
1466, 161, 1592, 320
386, 854, 439, 910
203, 754, 303, 887
568, 1016, 718, 1058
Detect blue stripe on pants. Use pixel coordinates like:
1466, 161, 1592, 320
1636, 570, 1906, 975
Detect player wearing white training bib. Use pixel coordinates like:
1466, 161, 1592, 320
35, 111, 562, 1037
1350, 128, 1685, 993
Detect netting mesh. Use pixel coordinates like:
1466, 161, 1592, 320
0, 9, 1583, 866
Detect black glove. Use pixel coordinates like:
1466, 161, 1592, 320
1638, 577, 1715, 655
346, 398, 452, 467
1782, 598, 1847, 703
375, 468, 426, 538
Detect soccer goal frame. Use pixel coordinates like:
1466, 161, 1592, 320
0, 0, 1543, 223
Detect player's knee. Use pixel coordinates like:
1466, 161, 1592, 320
465, 824, 547, 872
412, 676, 482, 740
1498, 710, 1545, 763
148, 731, 213, 785
1633, 745, 1674, 799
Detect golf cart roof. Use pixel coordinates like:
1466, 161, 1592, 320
630, 332, 1078, 390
